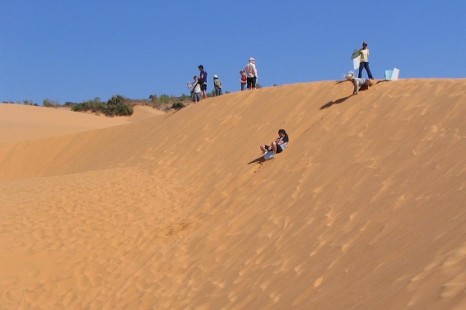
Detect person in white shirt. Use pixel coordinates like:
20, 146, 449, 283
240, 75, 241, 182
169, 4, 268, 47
187, 76, 201, 102
345, 71, 373, 95
244, 57, 258, 89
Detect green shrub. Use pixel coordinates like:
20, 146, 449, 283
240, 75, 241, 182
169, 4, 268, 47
159, 94, 172, 104
171, 102, 185, 110
43, 99, 60, 107
107, 95, 126, 106
105, 95, 133, 116
71, 96, 133, 116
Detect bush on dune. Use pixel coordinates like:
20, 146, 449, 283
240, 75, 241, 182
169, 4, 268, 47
40, 92, 193, 116
72, 95, 133, 116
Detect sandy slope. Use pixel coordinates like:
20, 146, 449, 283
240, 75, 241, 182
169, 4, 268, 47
0, 79, 465, 309
0, 104, 163, 144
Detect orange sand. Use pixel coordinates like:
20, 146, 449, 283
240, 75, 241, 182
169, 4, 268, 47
1, 79, 465, 309
0, 105, 163, 145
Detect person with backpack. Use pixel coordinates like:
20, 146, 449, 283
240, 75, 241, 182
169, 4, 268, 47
213, 75, 223, 96
187, 76, 201, 102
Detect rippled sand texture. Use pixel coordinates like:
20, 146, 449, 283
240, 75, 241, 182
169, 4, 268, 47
1, 79, 465, 309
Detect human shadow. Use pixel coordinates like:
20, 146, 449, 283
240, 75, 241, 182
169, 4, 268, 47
164, 109, 181, 119
320, 95, 352, 110
248, 156, 266, 165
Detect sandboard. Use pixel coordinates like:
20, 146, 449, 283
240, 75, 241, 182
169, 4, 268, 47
384, 68, 400, 81
263, 151, 275, 160
352, 49, 360, 70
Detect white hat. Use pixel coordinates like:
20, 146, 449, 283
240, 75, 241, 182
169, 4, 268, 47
249, 57, 255, 61
213, 74, 218, 79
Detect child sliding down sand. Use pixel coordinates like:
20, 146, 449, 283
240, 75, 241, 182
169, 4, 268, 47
260, 129, 289, 156
345, 72, 373, 95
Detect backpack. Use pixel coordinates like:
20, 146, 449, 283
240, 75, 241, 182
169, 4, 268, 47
190, 82, 199, 95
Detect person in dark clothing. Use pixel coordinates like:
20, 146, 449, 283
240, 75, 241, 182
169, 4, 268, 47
198, 65, 208, 99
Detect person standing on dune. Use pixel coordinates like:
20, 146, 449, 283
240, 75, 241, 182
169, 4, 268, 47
240, 70, 247, 91
187, 76, 201, 102
213, 75, 223, 96
358, 42, 374, 79
198, 65, 208, 99
245, 57, 258, 89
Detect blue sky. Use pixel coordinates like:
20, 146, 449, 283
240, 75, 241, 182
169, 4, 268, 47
1, 0, 465, 104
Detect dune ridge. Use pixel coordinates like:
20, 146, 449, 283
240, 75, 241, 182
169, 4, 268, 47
0, 104, 163, 145
1, 79, 465, 309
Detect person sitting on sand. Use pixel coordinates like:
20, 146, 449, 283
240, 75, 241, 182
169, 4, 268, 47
260, 129, 289, 155
345, 71, 373, 95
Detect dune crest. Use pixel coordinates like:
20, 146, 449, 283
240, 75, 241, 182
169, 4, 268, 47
1, 79, 465, 309
0, 104, 163, 144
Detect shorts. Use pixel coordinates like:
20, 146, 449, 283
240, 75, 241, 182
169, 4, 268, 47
264, 144, 284, 153
247, 77, 256, 88
201, 84, 207, 91
276, 144, 284, 154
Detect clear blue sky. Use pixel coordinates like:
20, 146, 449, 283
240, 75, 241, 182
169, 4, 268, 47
1, 0, 465, 104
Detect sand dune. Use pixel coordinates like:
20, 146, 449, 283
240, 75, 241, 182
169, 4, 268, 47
0, 104, 163, 145
1, 79, 465, 309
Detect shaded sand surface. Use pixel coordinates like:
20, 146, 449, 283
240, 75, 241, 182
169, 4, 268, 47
0, 104, 163, 144
1, 79, 465, 309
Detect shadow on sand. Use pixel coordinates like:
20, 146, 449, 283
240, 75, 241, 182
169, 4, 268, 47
164, 109, 182, 119
320, 95, 352, 109
248, 156, 266, 165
